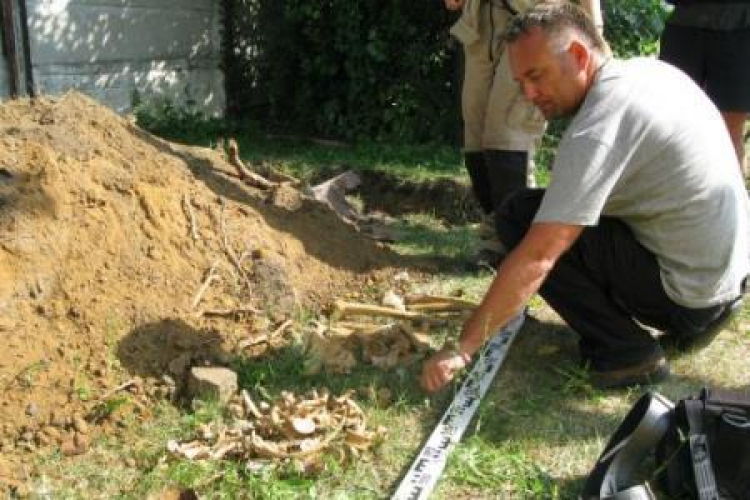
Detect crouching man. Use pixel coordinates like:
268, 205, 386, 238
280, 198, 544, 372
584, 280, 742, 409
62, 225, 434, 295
421, 2, 749, 391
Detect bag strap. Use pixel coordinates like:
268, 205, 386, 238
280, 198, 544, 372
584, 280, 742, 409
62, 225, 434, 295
581, 392, 673, 500
601, 484, 655, 500
684, 397, 720, 500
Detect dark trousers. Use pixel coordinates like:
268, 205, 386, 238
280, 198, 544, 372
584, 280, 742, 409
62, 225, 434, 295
496, 189, 737, 370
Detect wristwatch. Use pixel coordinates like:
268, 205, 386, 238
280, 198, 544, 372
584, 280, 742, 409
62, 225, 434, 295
443, 339, 473, 365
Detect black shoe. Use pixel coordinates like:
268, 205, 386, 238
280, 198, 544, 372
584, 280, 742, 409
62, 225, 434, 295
672, 298, 743, 353
590, 355, 670, 390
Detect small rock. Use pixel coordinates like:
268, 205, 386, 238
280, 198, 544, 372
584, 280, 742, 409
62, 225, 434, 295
73, 415, 89, 434
74, 432, 90, 451
61, 439, 83, 456
25, 402, 40, 418
35, 431, 52, 447
187, 366, 238, 405
49, 411, 67, 428
41, 426, 62, 442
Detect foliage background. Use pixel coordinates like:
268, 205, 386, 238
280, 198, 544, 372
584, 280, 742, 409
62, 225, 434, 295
221, 0, 669, 144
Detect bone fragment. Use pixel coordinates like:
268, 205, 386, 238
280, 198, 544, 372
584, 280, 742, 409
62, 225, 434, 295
227, 139, 277, 190
405, 294, 478, 309
333, 300, 425, 320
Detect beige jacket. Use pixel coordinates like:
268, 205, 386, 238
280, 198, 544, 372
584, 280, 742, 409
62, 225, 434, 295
450, 0, 536, 45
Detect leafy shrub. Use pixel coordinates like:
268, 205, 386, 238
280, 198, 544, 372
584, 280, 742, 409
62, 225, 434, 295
223, 0, 668, 144
132, 92, 227, 143
603, 0, 669, 57
223, 0, 458, 143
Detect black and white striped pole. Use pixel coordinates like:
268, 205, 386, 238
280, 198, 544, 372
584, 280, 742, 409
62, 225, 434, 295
392, 312, 526, 500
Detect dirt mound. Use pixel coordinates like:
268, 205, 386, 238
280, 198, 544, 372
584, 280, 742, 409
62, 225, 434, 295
0, 93, 412, 475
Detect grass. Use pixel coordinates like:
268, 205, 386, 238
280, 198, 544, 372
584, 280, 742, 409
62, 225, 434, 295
166, 126, 465, 184
18, 129, 750, 499
390, 213, 477, 260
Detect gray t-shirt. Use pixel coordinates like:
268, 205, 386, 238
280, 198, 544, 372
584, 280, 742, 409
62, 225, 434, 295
535, 58, 749, 308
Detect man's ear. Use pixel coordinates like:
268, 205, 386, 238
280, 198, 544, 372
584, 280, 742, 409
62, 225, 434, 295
567, 39, 590, 71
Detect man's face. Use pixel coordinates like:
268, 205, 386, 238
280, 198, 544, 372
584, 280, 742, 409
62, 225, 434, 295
508, 26, 588, 119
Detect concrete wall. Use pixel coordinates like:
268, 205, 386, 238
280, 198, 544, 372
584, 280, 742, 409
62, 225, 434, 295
20, 0, 224, 115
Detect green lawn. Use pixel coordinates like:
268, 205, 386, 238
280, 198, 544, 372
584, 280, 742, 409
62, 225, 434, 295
23, 132, 749, 499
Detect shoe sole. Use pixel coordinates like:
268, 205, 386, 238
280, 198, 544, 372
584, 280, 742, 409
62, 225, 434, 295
590, 358, 670, 390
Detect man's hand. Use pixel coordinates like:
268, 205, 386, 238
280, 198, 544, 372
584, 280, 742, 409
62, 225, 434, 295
420, 348, 471, 393
444, 0, 464, 11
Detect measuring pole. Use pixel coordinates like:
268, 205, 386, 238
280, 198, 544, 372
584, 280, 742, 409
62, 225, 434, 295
391, 312, 525, 500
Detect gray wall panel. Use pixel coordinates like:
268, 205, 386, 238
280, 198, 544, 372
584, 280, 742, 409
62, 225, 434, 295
27, 3, 217, 63
9, 0, 225, 115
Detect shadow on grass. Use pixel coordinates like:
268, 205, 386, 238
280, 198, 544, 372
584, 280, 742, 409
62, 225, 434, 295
430, 316, 625, 499
443, 313, 750, 499
116, 318, 230, 387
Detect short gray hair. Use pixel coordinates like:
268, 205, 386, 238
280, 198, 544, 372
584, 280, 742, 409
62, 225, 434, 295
504, 2, 606, 53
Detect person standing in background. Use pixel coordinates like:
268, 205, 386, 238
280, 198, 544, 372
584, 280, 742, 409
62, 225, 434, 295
659, 1, 750, 176
443, 0, 604, 264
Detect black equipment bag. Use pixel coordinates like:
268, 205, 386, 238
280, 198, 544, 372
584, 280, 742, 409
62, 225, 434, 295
656, 387, 750, 500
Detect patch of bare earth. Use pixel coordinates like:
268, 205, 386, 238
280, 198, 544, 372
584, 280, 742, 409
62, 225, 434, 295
0, 92, 426, 482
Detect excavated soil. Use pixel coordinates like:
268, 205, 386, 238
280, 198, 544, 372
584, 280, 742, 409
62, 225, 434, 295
0, 93, 434, 480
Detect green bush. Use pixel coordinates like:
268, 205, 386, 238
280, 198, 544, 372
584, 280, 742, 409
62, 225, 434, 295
603, 0, 669, 57
223, 0, 669, 145
223, 0, 458, 143
132, 92, 227, 143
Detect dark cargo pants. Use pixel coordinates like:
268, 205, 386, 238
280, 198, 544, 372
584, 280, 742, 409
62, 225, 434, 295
495, 189, 740, 370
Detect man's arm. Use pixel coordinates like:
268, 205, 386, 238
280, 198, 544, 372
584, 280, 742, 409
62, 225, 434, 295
420, 222, 583, 393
